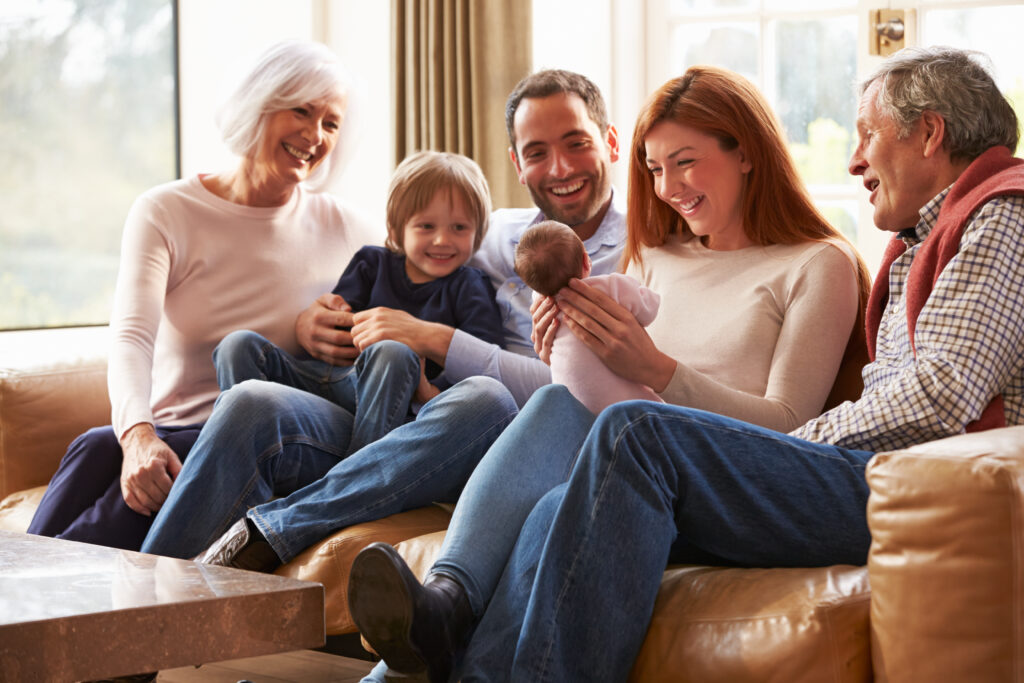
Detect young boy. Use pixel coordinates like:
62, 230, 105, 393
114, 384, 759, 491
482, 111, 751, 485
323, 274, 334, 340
515, 220, 662, 414
217, 151, 503, 454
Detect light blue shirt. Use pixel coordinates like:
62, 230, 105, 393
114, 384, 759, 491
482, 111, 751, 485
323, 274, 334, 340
445, 188, 627, 407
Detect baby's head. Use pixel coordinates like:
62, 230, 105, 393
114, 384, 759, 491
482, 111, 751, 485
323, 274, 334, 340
514, 220, 591, 296
386, 151, 492, 283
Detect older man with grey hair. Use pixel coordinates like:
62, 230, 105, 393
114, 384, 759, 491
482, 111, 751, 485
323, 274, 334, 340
358, 46, 1024, 682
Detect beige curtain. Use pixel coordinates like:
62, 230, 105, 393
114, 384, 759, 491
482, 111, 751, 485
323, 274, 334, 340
392, 0, 533, 209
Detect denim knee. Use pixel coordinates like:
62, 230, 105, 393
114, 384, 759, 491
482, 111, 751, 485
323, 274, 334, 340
213, 329, 270, 387
213, 329, 267, 364
529, 383, 576, 408
356, 339, 419, 372
451, 375, 519, 414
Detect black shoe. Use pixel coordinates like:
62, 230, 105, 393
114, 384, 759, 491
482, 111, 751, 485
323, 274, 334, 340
348, 542, 475, 683
193, 517, 282, 573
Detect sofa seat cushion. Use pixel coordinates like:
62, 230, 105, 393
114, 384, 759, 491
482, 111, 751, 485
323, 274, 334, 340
392, 530, 871, 682
275, 504, 452, 635
0, 485, 46, 532
631, 564, 871, 682
867, 425, 1024, 683
0, 327, 110, 499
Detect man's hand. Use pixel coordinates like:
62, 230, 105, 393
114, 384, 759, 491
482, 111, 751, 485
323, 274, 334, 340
118, 423, 183, 516
530, 295, 560, 365
295, 293, 360, 365
557, 278, 675, 392
351, 307, 454, 365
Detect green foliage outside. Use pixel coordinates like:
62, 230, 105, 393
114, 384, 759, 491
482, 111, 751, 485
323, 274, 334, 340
0, 0, 176, 330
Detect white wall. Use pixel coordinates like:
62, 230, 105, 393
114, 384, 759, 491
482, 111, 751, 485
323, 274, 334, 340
177, 1, 627, 223
176, 0, 390, 235
532, 0, 644, 197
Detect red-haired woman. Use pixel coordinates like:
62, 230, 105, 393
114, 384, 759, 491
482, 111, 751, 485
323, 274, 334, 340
349, 66, 871, 683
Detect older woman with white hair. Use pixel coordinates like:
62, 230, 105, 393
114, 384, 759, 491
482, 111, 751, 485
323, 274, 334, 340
27, 40, 367, 551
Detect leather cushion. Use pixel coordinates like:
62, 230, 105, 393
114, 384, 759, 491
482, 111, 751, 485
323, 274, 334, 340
630, 564, 871, 682
867, 426, 1024, 682
0, 327, 110, 498
0, 485, 46, 532
394, 531, 871, 682
275, 505, 452, 635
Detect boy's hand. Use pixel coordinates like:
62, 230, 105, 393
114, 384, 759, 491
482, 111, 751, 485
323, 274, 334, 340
295, 293, 359, 365
413, 357, 441, 404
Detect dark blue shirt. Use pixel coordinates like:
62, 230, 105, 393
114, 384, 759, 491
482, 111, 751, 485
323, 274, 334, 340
332, 246, 504, 388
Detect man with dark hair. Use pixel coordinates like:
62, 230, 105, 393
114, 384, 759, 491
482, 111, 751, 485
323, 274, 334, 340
139, 70, 626, 581
379, 45, 1024, 682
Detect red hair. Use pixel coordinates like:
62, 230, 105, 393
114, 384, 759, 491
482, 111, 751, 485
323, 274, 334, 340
624, 66, 871, 329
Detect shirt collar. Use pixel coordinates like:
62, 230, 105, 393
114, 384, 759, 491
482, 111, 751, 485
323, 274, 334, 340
901, 184, 953, 246
517, 186, 625, 252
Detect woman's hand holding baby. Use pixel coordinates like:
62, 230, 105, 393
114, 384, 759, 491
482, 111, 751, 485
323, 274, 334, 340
557, 278, 675, 393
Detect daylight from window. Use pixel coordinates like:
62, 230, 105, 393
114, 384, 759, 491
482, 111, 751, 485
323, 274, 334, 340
0, 0, 177, 330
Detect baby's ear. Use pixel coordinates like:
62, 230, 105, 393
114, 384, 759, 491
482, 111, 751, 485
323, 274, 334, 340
581, 251, 592, 278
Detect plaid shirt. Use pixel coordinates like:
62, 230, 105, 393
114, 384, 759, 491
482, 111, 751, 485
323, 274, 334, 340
791, 188, 1024, 452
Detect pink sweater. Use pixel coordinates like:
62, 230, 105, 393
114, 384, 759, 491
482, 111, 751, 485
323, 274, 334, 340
543, 273, 662, 414
108, 175, 371, 437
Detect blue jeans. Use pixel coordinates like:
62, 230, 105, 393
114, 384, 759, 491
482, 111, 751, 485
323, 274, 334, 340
214, 331, 422, 456
141, 376, 518, 563
459, 401, 875, 683
361, 385, 596, 683
432, 384, 595, 615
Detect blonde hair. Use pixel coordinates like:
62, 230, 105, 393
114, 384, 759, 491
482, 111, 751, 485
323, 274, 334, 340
385, 151, 492, 253
514, 221, 586, 296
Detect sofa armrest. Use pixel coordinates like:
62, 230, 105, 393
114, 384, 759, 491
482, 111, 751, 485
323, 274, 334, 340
867, 425, 1024, 682
0, 327, 111, 498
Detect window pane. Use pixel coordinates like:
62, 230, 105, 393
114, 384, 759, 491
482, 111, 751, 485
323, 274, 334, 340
773, 16, 858, 187
670, 22, 759, 82
923, 5, 1024, 156
818, 201, 859, 243
0, 0, 178, 330
763, 0, 855, 12
669, 0, 758, 15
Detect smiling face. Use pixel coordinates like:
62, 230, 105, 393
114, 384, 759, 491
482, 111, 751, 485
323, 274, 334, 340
848, 81, 939, 233
401, 188, 478, 284
644, 119, 752, 251
257, 97, 344, 191
510, 93, 619, 240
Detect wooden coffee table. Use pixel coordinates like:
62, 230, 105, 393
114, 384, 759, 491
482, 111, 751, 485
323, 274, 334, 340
0, 531, 324, 682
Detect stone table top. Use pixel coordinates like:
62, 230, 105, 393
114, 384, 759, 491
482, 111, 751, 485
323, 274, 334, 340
0, 530, 324, 682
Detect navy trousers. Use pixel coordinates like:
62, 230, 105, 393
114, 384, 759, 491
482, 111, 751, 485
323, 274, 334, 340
27, 424, 201, 550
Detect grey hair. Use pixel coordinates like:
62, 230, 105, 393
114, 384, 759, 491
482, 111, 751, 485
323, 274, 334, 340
860, 46, 1019, 161
216, 40, 361, 192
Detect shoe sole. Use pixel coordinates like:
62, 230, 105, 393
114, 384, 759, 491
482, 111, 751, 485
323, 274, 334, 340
349, 544, 430, 675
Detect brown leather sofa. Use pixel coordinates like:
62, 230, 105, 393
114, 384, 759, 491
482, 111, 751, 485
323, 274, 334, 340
3, 327, 1021, 681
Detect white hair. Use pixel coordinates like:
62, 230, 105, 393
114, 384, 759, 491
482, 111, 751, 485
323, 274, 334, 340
216, 40, 362, 192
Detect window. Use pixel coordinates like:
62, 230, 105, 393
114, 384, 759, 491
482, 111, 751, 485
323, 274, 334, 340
648, 0, 1024, 273
0, 0, 178, 330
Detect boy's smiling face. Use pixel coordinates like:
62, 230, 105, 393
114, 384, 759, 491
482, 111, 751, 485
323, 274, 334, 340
402, 188, 477, 284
